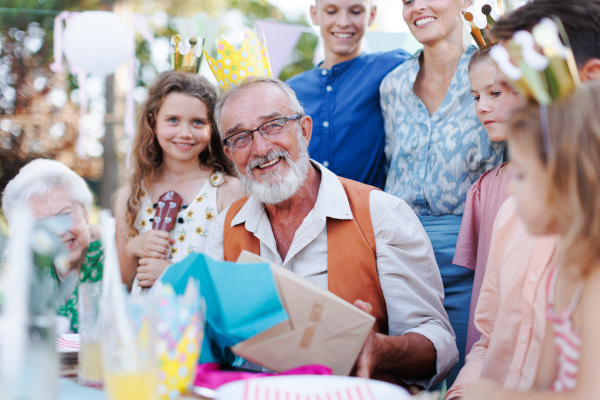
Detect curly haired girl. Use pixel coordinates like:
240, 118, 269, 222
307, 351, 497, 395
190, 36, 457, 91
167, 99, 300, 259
115, 71, 245, 291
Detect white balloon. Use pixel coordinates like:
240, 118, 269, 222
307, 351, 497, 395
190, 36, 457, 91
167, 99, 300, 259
62, 11, 134, 75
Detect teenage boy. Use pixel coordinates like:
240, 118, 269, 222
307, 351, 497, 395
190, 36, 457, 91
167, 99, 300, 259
287, 0, 409, 189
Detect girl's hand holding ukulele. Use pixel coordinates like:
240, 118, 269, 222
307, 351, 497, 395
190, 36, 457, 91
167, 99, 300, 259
126, 230, 175, 259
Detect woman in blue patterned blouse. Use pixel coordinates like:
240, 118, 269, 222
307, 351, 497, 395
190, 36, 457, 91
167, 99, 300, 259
380, 0, 507, 385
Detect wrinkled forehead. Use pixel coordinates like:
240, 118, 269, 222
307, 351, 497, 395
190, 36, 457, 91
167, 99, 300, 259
29, 187, 78, 219
220, 84, 293, 131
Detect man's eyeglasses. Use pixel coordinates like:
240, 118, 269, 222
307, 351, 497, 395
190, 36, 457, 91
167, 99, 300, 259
222, 115, 302, 152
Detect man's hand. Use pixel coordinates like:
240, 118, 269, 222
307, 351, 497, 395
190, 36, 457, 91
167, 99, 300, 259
354, 299, 383, 378
463, 379, 502, 400
136, 258, 172, 287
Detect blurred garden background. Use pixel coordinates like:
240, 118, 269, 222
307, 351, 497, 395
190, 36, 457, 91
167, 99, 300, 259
0, 0, 528, 218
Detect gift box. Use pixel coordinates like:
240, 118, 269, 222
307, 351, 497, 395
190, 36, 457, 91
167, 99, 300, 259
233, 251, 375, 376
160, 252, 375, 376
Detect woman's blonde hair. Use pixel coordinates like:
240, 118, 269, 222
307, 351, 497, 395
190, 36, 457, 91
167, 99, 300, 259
126, 71, 234, 237
509, 81, 600, 275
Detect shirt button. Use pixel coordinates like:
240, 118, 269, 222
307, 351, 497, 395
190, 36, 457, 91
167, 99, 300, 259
419, 153, 426, 161
521, 335, 527, 343
326, 85, 332, 92
413, 181, 421, 189
321, 69, 328, 76
323, 121, 329, 128
530, 275, 537, 283
323, 161, 329, 167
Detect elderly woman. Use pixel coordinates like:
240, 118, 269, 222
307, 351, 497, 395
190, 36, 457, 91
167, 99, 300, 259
2, 159, 102, 332
380, 0, 507, 384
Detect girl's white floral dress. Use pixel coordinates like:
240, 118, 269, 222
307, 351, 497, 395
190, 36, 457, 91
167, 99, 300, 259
131, 172, 224, 293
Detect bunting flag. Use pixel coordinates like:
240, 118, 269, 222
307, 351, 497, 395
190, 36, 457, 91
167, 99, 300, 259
255, 20, 306, 78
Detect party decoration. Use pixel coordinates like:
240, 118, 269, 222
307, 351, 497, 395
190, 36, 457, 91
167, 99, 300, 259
204, 29, 273, 90
62, 11, 134, 75
154, 279, 204, 400
490, 17, 580, 105
463, 0, 504, 49
171, 35, 204, 73
255, 21, 305, 78
159, 253, 288, 365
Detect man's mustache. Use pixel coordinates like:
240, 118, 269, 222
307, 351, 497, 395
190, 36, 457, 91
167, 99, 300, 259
246, 150, 290, 173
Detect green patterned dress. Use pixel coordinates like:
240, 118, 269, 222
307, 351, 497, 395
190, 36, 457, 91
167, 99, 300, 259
56, 239, 104, 332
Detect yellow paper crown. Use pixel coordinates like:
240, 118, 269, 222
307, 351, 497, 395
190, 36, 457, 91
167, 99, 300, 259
171, 34, 204, 73
203, 29, 273, 90
463, 0, 504, 49
490, 17, 580, 105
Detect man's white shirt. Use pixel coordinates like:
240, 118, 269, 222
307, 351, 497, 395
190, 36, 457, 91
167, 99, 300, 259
205, 161, 458, 388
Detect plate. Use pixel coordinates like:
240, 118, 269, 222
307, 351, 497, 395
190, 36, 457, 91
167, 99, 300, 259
57, 334, 80, 353
216, 375, 410, 400
57, 334, 80, 364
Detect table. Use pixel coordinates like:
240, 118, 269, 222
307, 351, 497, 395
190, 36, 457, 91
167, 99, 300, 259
58, 378, 203, 400
58, 379, 105, 400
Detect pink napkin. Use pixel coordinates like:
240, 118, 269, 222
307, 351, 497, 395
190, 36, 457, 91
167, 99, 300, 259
194, 363, 332, 390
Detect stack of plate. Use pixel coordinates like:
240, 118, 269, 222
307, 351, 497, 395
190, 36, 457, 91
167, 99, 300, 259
57, 333, 80, 364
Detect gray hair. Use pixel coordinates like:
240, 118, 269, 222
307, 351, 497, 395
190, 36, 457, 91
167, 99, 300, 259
2, 159, 94, 221
214, 77, 306, 139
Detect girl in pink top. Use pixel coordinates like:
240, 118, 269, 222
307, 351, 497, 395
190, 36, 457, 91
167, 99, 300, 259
464, 82, 600, 400
453, 45, 514, 356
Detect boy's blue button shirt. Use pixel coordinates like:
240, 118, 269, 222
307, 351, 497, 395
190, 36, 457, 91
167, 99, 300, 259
287, 49, 410, 189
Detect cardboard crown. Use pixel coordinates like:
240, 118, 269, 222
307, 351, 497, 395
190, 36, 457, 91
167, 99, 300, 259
463, 0, 504, 49
171, 34, 204, 73
490, 17, 580, 105
203, 29, 273, 90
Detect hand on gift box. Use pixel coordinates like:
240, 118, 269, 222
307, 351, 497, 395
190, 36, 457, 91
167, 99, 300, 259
353, 300, 385, 379
126, 230, 175, 259
137, 258, 172, 287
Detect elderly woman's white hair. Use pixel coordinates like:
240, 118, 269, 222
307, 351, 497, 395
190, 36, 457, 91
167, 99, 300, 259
2, 159, 93, 221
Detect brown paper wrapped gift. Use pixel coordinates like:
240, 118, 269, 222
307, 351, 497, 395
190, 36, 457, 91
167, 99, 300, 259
232, 251, 376, 376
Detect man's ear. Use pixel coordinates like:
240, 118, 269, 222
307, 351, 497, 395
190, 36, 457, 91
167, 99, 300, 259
367, 5, 377, 27
464, 0, 473, 8
224, 145, 233, 161
310, 4, 319, 26
579, 58, 600, 83
301, 115, 313, 146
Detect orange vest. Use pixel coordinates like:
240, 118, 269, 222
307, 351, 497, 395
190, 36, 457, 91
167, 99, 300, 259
223, 177, 388, 334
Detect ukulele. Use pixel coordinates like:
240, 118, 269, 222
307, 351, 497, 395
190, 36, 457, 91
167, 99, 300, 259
140, 190, 183, 293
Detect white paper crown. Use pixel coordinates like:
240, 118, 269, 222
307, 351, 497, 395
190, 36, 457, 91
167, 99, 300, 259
203, 29, 273, 90
490, 17, 580, 105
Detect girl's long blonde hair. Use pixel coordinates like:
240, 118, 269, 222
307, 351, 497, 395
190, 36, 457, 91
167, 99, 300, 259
126, 70, 234, 237
509, 82, 600, 275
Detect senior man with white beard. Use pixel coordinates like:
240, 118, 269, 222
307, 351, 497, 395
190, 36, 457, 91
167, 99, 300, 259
205, 78, 457, 388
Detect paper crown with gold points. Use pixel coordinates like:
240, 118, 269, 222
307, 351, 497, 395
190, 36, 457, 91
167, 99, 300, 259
463, 0, 504, 49
171, 34, 204, 73
203, 29, 273, 90
489, 17, 581, 105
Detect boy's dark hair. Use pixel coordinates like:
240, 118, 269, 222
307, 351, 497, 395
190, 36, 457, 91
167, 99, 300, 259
491, 0, 600, 67
468, 45, 495, 72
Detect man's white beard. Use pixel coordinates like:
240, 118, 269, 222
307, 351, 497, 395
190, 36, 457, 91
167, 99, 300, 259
235, 134, 310, 205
